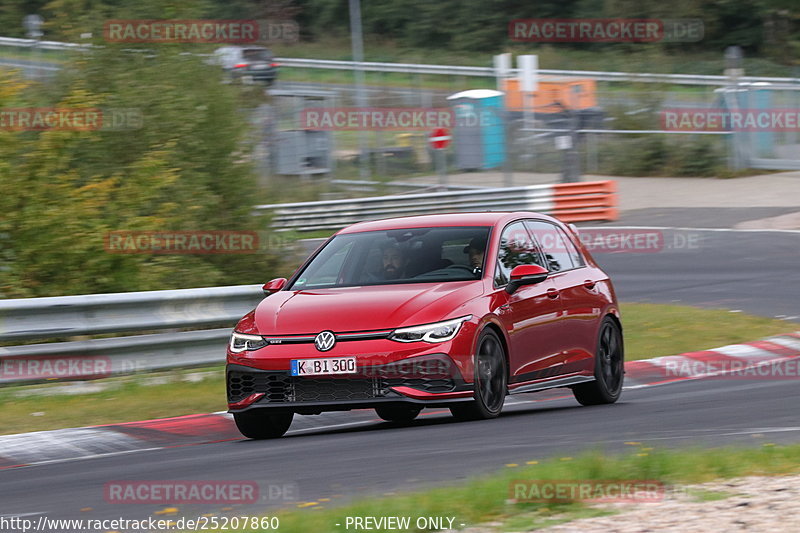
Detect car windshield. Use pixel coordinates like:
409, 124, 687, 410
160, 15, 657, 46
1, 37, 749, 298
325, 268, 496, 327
242, 48, 271, 62
289, 226, 491, 290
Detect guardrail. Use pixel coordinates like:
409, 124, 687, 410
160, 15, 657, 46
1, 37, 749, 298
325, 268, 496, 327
0, 285, 264, 342
255, 180, 618, 232
269, 58, 800, 87
0, 36, 90, 51
2, 35, 799, 86
0, 285, 264, 384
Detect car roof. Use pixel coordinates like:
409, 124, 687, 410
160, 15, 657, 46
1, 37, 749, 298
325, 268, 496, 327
336, 212, 560, 234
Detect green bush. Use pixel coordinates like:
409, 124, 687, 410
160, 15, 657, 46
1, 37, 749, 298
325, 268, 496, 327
0, 48, 290, 298
671, 136, 724, 177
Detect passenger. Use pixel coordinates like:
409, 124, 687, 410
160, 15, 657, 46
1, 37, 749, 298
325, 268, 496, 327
464, 237, 486, 271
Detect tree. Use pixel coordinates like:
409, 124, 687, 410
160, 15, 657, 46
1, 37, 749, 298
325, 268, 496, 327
0, 45, 283, 298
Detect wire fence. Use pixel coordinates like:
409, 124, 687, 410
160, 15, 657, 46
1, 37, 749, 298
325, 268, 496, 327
259, 84, 744, 190
1, 34, 798, 181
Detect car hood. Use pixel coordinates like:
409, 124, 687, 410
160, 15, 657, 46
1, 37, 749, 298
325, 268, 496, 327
252, 282, 483, 334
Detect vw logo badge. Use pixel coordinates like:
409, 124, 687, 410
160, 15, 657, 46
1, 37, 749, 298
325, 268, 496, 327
314, 331, 336, 352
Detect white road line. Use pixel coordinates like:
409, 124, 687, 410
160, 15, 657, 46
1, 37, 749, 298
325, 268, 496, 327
286, 419, 379, 435
624, 382, 679, 390
19, 447, 164, 468
581, 225, 800, 234
638, 427, 800, 442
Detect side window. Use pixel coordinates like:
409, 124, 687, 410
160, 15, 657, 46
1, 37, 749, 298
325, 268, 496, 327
525, 221, 578, 273
558, 226, 585, 268
494, 222, 545, 286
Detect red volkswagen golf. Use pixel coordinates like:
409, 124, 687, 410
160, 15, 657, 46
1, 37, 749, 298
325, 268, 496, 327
227, 212, 623, 438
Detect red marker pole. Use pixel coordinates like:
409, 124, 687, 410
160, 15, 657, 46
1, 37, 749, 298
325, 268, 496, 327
429, 128, 451, 188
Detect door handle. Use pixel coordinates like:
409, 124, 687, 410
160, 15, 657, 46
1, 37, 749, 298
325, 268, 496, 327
546, 288, 560, 299
583, 280, 596, 290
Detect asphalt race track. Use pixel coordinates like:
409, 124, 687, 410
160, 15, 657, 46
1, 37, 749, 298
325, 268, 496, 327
588, 226, 800, 322
1, 227, 799, 525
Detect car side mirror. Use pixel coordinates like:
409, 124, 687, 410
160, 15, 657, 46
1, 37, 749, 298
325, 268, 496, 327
262, 277, 287, 294
506, 265, 548, 294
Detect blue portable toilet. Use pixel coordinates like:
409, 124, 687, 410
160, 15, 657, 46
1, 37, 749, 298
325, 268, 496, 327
446, 89, 506, 170
714, 82, 774, 158
748, 83, 774, 157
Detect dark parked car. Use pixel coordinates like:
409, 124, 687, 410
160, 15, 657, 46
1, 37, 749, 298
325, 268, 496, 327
213, 46, 278, 85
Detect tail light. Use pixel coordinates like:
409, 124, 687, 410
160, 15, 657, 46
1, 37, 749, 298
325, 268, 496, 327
271, 62, 280, 67
234, 63, 248, 68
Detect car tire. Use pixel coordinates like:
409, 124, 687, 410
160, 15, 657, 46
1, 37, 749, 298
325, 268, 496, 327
233, 410, 294, 439
572, 317, 624, 406
450, 328, 507, 421
375, 404, 422, 422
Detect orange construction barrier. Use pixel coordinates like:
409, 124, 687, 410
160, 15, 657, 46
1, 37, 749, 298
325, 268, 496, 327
551, 180, 618, 223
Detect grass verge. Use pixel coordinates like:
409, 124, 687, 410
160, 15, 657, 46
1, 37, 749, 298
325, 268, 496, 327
242, 443, 800, 533
0, 303, 794, 435
620, 302, 793, 361
0, 366, 228, 435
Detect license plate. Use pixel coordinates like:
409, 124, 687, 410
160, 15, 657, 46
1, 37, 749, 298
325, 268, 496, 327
251, 64, 267, 70
291, 357, 357, 376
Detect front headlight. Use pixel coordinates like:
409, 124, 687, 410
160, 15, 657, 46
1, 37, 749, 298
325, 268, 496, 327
389, 315, 472, 343
230, 332, 268, 353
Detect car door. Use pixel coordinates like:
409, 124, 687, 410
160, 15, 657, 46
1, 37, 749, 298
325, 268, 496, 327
525, 220, 598, 374
490, 221, 565, 383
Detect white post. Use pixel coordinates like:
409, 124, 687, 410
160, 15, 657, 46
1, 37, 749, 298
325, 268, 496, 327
519, 55, 538, 169
494, 53, 511, 92
437, 149, 448, 188
349, 0, 370, 179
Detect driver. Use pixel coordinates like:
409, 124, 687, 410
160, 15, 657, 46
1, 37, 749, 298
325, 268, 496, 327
381, 243, 410, 280
464, 237, 486, 271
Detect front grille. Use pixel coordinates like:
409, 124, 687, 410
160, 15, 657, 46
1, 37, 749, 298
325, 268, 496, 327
228, 370, 382, 403
227, 369, 457, 404
228, 371, 291, 403
294, 377, 382, 402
